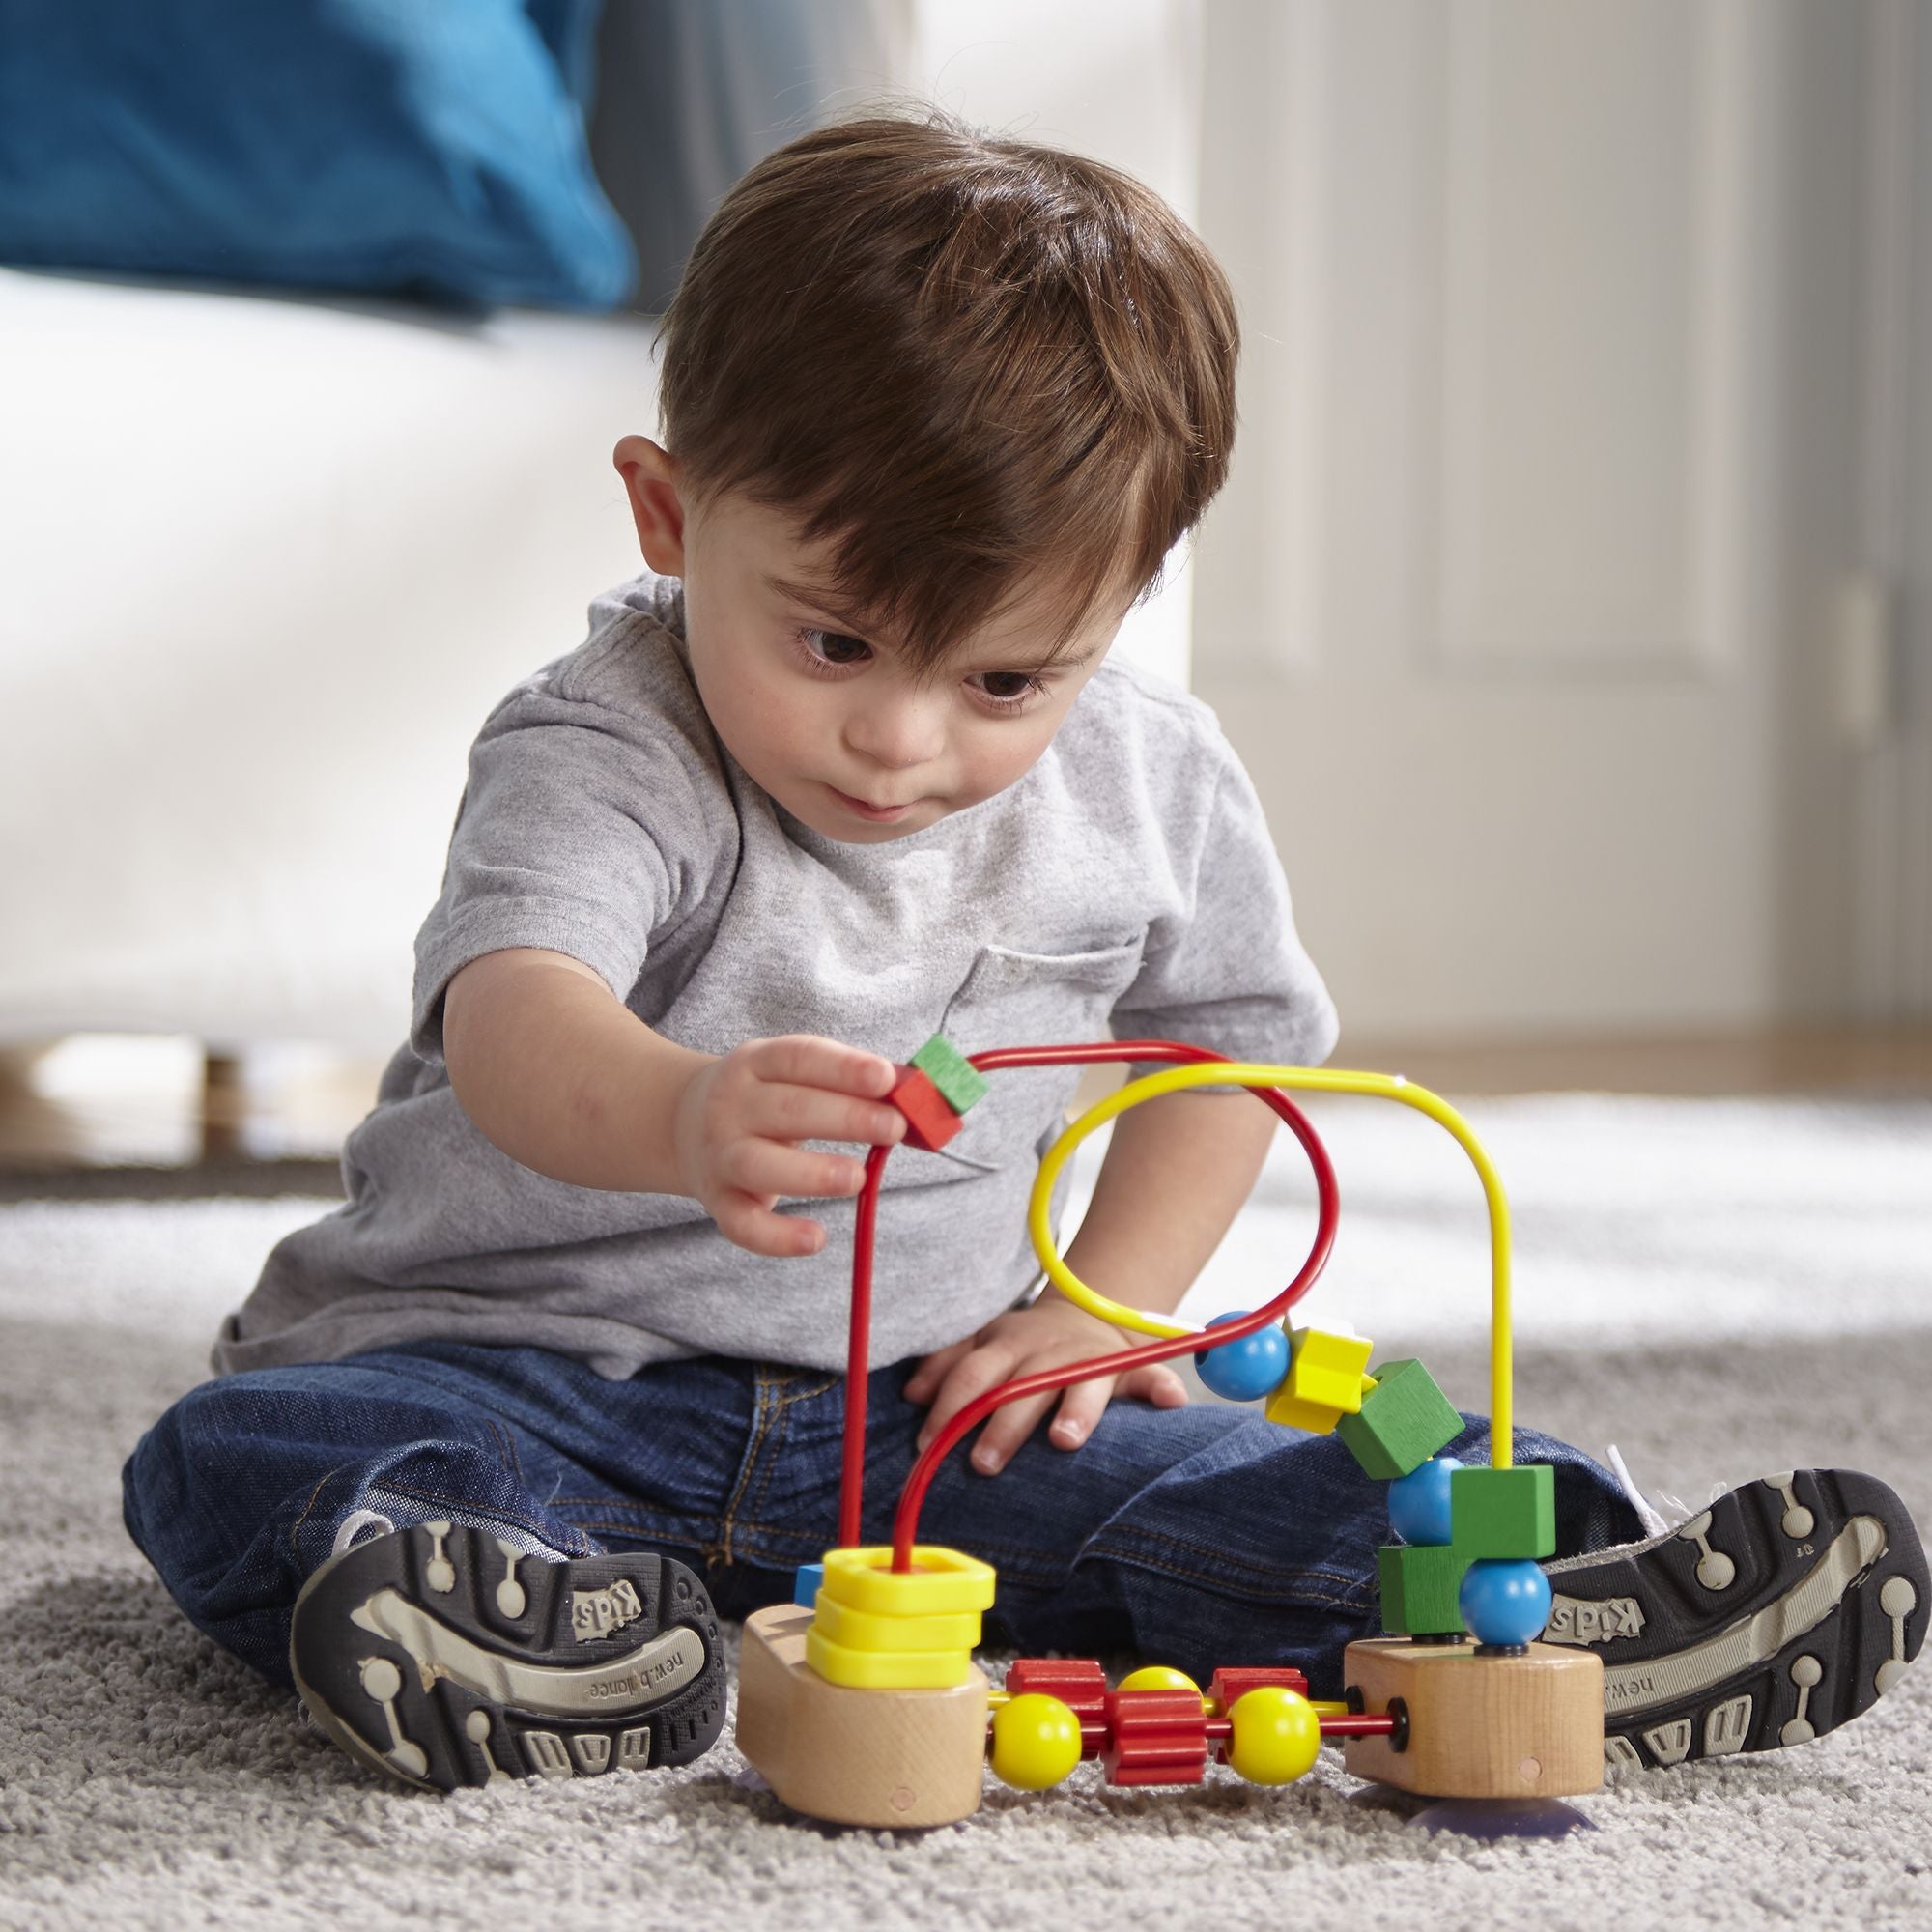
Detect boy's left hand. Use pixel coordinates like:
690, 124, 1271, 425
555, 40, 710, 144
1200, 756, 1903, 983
904, 1294, 1188, 1476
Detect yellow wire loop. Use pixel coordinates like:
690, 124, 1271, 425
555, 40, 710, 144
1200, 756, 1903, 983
1026, 1065, 1515, 1468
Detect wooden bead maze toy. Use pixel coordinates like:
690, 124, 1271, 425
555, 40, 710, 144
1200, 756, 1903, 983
734, 1037, 1603, 1826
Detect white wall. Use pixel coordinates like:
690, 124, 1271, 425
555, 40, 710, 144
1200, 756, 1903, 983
1191, 0, 1890, 1042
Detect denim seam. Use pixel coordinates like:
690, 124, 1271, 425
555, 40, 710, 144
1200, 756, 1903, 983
772, 1376, 839, 1409
287, 1467, 342, 1560
716, 1370, 781, 1568
746, 1381, 798, 1528
486, 1414, 526, 1488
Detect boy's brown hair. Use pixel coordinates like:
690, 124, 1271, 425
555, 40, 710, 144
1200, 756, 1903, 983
655, 108, 1239, 671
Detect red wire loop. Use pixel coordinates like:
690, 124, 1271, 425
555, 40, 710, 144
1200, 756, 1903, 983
832, 1040, 1342, 1571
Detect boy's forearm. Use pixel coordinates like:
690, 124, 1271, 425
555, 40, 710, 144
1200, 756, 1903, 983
442, 948, 712, 1193
1057, 1090, 1279, 1321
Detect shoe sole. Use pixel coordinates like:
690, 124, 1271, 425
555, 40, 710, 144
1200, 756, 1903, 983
290, 1521, 727, 1791
1541, 1467, 1926, 1770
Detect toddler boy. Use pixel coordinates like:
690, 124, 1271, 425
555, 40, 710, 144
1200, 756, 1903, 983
125, 112, 1922, 1794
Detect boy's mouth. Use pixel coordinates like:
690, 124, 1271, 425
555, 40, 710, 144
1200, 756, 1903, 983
826, 784, 917, 824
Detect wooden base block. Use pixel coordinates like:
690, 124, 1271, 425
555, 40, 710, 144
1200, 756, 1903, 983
1341, 1637, 1604, 1799
735, 1604, 990, 1827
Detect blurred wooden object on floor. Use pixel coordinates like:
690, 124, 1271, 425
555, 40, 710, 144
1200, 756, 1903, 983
0, 1037, 385, 1172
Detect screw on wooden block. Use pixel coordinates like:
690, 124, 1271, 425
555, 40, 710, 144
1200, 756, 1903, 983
1336, 1358, 1465, 1479
1378, 1543, 1469, 1637
1264, 1326, 1375, 1433
1450, 1463, 1557, 1560
1006, 1658, 1108, 1756
1100, 1687, 1210, 1786
889, 1065, 962, 1151
908, 1034, 989, 1115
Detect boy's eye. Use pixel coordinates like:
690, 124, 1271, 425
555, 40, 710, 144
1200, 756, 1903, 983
969, 669, 1048, 713
795, 626, 871, 667
792, 624, 1046, 713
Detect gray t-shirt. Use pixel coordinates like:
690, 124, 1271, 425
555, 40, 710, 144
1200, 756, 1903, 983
215, 574, 1338, 1380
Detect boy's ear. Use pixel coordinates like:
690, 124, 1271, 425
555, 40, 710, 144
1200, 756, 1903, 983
612, 435, 687, 575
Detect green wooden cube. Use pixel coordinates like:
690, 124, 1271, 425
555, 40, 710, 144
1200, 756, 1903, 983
909, 1034, 988, 1115
1336, 1358, 1463, 1480
1378, 1544, 1469, 1636
1450, 1463, 1556, 1560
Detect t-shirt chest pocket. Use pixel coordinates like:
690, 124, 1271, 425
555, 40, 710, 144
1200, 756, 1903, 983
923, 937, 1146, 1174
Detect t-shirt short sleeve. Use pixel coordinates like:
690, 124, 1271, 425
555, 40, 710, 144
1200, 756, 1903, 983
409, 680, 709, 1061
1110, 747, 1339, 1079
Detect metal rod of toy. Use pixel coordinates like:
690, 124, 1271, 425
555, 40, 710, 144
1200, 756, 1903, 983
838, 1039, 1337, 1551
836, 1138, 893, 1548
882, 1047, 1344, 1568
1027, 1065, 1516, 1469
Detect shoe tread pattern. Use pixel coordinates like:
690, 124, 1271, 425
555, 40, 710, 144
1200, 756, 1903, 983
1548, 1469, 1926, 1769
290, 1523, 726, 1791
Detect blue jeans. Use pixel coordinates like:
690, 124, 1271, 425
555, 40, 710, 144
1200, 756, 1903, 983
122, 1343, 1640, 1697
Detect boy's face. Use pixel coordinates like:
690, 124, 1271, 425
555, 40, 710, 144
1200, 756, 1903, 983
615, 437, 1124, 844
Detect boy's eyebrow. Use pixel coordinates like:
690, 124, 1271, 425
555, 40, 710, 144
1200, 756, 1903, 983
763, 572, 888, 639
764, 570, 1100, 675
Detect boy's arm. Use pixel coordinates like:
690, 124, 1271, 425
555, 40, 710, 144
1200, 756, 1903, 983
444, 947, 709, 1193
442, 947, 904, 1254
907, 1088, 1280, 1472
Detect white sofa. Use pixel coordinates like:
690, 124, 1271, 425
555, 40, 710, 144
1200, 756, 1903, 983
1, 266, 661, 1057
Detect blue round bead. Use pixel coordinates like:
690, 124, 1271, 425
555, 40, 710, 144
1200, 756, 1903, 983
1387, 1455, 1463, 1547
1459, 1558, 1552, 1647
1193, 1312, 1291, 1403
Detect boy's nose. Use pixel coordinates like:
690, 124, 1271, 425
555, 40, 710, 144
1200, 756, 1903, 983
842, 693, 946, 772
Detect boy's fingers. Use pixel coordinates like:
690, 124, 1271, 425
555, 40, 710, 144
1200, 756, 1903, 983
1046, 1378, 1117, 1451
921, 1343, 1017, 1451
1117, 1363, 1190, 1409
758, 1084, 906, 1149
972, 1390, 1058, 1473
905, 1339, 973, 1412
720, 1139, 868, 1201
711, 1191, 824, 1258
753, 1035, 898, 1098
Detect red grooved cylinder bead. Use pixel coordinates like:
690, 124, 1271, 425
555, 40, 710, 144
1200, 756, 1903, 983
1208, 1664, 1310, 1708
1208, 1664, 1314, 1764
1100, 1688, 1209, 1787
1006, 1658, 1110, 1758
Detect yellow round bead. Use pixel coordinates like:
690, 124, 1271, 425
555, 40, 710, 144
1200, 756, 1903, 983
990, 1693, 1084, 1790
1116, 1665, 1200, 1695
1226, 1687, 1321, 1785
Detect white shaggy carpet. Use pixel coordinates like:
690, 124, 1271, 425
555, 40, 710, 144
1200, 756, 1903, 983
2, 1094, 1929, 1932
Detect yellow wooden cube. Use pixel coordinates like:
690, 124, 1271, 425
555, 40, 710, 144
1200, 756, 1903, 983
1264, 1327, 1375, 1434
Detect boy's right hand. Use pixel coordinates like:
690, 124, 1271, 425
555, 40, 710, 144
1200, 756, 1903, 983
671, 1036, 907, 1257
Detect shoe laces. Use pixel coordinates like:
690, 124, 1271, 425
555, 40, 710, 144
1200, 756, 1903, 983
330, 1508, 398, 1559
1606, 1444, 1729, 1539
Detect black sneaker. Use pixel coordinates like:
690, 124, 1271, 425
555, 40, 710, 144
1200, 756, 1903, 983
1541, 1467, 1926, 1770
290, 1520, 727, 1791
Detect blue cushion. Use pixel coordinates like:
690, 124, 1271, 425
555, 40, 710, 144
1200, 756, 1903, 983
0, 0, 637, 310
